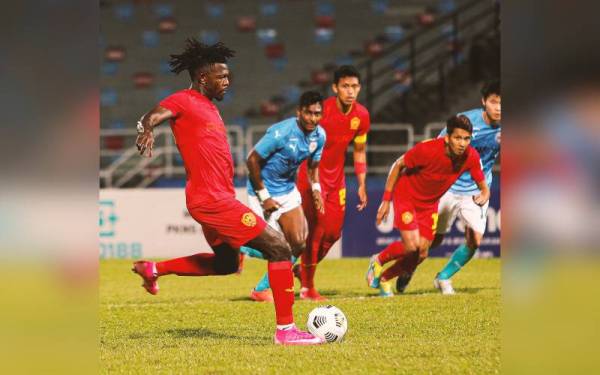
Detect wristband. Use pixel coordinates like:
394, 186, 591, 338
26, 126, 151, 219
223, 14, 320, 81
256, 189, 271, 202
382, 190, 393, 202
311, 183, 321, 192
354, 161, 367, 174
136, 121, 145, 134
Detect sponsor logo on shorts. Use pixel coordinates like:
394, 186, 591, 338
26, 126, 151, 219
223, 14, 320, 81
350, 117, 360, 130
401, 211, 413, 224
284, 288, 294, 292
241, 212, 257, 227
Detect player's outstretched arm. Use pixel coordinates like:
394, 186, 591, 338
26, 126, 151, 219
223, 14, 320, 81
307, 159, 324, 214
135, 106, 174, 157
376, 156, 405, 225
353, 139, 368, 211
247, 149, 280, 216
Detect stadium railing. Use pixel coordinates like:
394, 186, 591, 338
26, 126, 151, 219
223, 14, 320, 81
100, 123, 416, 187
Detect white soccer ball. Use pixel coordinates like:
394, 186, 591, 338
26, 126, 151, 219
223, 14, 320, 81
306, 305, 348, 343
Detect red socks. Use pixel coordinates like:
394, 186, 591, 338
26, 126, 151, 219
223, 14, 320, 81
381, 251, 420, 281
155, 253, 216, 276
268, 261, 295, 325
377, 241, 405, 265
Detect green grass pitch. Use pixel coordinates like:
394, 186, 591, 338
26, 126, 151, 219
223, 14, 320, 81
100, 257, 500, 374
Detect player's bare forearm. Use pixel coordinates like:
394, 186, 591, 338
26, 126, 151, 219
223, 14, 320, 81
246, 150, 266, 192
136, 106, 174, 157
139, 106, 173, 132
353, 141, 368, 210
307, 159, 320, 185
473, 180, 490, 206
384, 156, 405, 193
307, 159, 324, 213
353, 142, 367, 185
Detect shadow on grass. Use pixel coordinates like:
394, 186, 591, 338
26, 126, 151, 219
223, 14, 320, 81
164, 328, 270, 345
402, 286, 499, 295
228, 289, 341, 302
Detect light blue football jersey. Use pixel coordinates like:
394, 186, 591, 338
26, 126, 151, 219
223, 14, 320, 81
247, 117, 326, 197
439, 108, 501, 195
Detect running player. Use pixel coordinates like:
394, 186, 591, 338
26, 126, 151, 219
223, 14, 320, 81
431, 80, 501, 294
295, 65, 370, 301
365, 115, 490, 297
131, 39, 323, 345
241, 91, 326, 302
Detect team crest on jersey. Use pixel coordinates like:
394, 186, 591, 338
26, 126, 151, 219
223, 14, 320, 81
350, 117, 360, 130
241, 212, 257, 227
309, 141, 317, 153
401, 211, 413, 224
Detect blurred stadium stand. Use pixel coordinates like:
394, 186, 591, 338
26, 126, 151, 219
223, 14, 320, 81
100, 0, 499, 188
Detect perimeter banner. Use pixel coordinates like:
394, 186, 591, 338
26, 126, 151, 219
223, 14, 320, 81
342, 181, 500, 258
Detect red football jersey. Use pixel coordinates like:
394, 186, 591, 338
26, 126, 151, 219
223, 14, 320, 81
394, 138, 485, 206
159, 89, 235, 208
298, 96, 370, 191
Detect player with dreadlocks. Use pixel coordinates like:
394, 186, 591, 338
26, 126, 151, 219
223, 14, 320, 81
132, 39, 324, 345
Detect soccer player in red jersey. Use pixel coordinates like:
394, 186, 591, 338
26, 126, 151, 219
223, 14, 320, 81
295, 65, 370, 300
131, 39, 323, 345
365, 115, 490, 296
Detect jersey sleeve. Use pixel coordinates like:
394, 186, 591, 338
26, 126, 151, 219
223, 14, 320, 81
159, 92, 187, 117
403, 141, 428, 168
311, 129, 327, 162
467, 148, 485, 183
254, 126, 283, 159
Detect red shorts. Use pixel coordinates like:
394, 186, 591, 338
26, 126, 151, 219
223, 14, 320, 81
300, 185, 346, 235
188, 197, 267, 249
393, 198, 439, 241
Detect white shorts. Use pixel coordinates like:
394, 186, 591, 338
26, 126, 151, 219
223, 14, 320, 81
436, 190, 490, 235
248, 187, 302, 232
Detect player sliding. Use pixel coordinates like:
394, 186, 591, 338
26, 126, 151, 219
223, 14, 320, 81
294, 65, 371, 301
239, 91, 326, 302
366, 115, 490, 297
131, 39, 323, 345
430, 80, 501, 294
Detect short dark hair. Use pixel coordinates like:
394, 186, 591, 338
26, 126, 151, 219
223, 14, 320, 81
333, 65, 361, 84
169, 38, 235, 80
298, 90, 323, 109
481, 79, 500, 99
446, 114, 473, 135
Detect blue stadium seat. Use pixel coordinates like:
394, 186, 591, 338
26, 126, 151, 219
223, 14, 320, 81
205, 2, 224, 18
200, 30, 220, 45
438, 0, 457, 14
257, 28, 277, 46
315, 28, 334, 44
101, 88, 118, 107
102, 62, 119, 76
385, 25, 405, 43
315, 1, 335, 17
114, 3, 134, 21
260, 1, 279, 17
159, 60, 171, 74
153, 3, 173, 18
370, 0, 389, 15
142, 30, 160, 48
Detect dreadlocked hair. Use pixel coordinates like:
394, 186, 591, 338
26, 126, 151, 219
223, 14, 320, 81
169, 38, 235, 80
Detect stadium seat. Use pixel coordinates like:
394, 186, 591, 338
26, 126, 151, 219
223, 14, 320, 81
132, 72, 155, 89
142, 30, 160, 48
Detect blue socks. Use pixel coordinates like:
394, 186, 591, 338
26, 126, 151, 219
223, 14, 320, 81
438, 244, 476, 280
255, 256, 297, 292
240, 246, 265, 259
